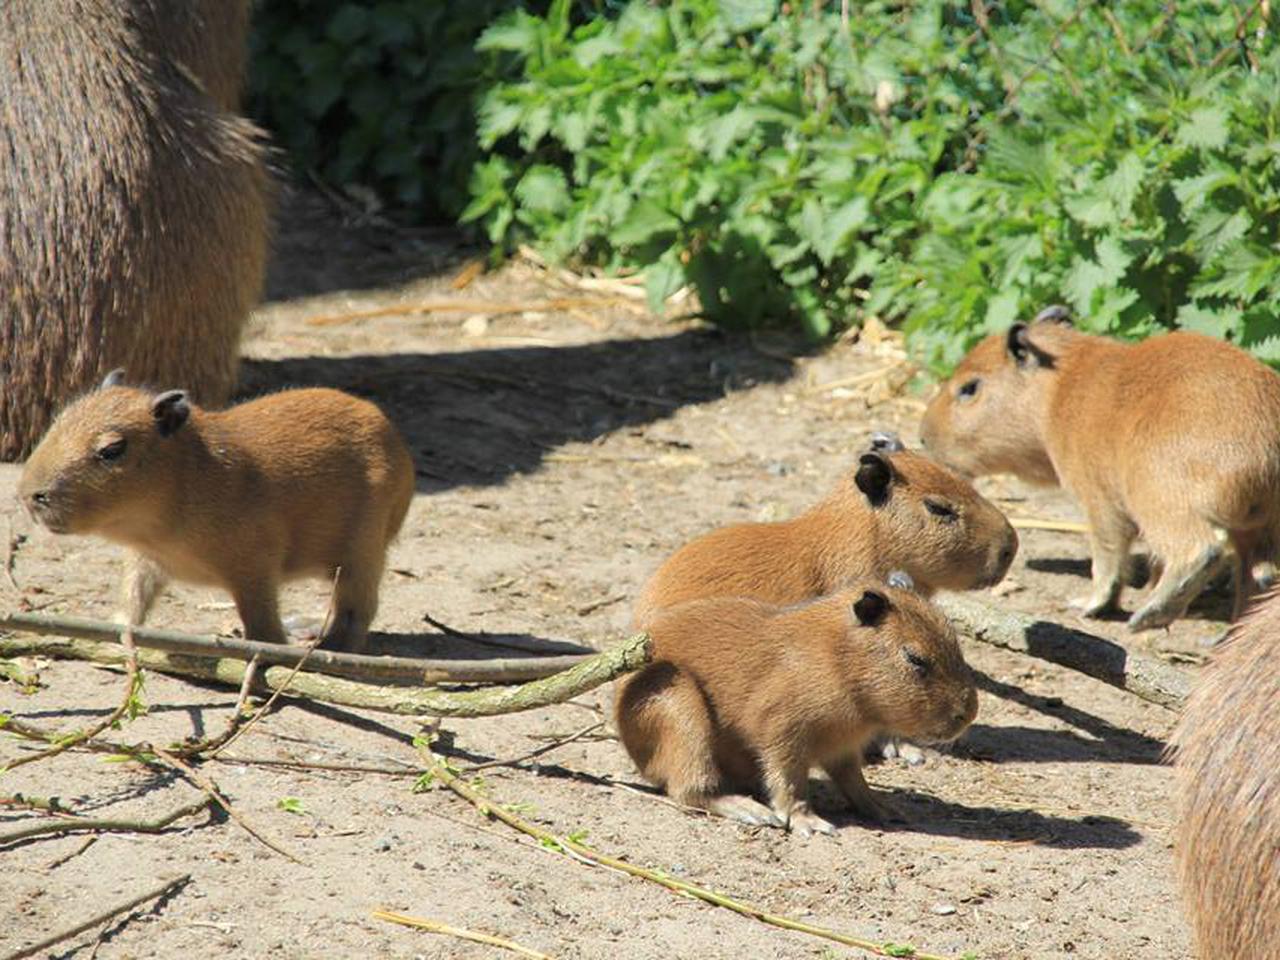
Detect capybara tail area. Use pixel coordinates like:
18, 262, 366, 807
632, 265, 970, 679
614, 661, 721, 805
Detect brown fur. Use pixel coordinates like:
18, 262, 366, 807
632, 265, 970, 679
19, 379, 416, 653
1169, 591, 1280, 958
632, 445, 1017, 628
920, 317, 1280, 630
0, 0, 270, 461
615, 583, 978, 835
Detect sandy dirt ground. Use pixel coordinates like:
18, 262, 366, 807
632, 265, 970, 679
2, 190, 1213, 960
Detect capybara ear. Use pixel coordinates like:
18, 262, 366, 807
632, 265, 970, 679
887, 570, 916, 591
869, 431, 905, 453
101, 368, 126, 388
151, 390, 190, 437
853, 589, 889, 626
1034, 304, 1073, 325
1006, 323, 1055, 369
855, 452, 893, 506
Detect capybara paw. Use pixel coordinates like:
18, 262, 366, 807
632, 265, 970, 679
786, 807, 837, 837
1072, 593, 1118, 618
282, 614, 324, 643
1127, 604, 1174, 632
880, 738, 926, 766
709, 795, 784, 829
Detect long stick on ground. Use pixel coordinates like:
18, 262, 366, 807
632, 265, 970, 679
1, 873, 191, 960
373, 910, 553, 960
0, 796, 212, 846
417, 745, 959, 960
935, 593, 1191, 710
0, 611, 592, 683
0, 633, 652, 719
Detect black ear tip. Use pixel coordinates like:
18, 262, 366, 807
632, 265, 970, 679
151, 390, 191, 436
855, 451, 893, 504
853, 589, 889, 625
869, 431, 904, 453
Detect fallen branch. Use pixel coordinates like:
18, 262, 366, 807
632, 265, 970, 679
2, 629, 141, 772
0, 796, 213, 846
936, 593, 1191, 710
373, 910, 553, 960
1, 873, 191, 960
1007, 516, 1089, 534
0, 611, 592, 683
0, 633, 652, 718
418, 744, 960, 960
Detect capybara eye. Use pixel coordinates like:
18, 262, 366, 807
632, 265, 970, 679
925, 499, 958, 522
958, 378, 981, 399
96, 438, 127, 462
903, 648, 932, 675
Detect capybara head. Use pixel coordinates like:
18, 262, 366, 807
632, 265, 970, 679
843, 575, 978, 743
919, 307, 1078, 486
19, 371, 193, 537
847, 440, 1018, 590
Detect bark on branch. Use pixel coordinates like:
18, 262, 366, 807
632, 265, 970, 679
0, 632, 652, 718
0, 611, 592, 683
936, 593, 1191, 710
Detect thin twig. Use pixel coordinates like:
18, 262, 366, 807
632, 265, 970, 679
151, 745, 303, 864
0, 796, 212, 846
305, 296, 642, 327
1007, 516, 1089, 534
1, 873, 191, 960
2, 628, 140, 772
207, 640, 317, 759
373, 910, 553, 960
46, 835, 97, 870
421, 612, 593, 657
463, 721, 605, 773
417, 745, 961, 960
212, 755, 420, 777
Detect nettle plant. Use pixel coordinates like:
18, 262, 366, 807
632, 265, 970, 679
460, 0, 1280, 369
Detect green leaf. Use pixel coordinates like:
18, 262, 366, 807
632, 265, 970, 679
646, 249, 685, 312
719, 0, 779, 33
983, 289, 1020, 334
1176, 303, 1242, 339
514, 165, 569, 215
277, 797, 306, 815
476, 11, 543, 56
813, 198, 870, 266
1176, 107, 1230, 150
613, 199, 679, 247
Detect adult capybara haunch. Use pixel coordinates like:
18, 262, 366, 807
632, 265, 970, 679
1169, 593, 1279, 959
0, 0, 270, 460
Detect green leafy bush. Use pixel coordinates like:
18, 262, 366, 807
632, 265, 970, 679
248, 0, 530, 219
460, 0, 1280, 368
248, 1, 1279, 369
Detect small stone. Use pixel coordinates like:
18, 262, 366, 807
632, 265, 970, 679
931, 903, 957, 916
374, 836, 393, 852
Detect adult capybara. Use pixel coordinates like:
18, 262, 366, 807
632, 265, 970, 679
1169, 592, 1279, 958
0, 0, 270, 460
20, 372, 416, 653
921, 307, 1280, 632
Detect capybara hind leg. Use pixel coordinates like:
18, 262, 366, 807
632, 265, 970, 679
614, 663, 721, 806
1228, 530, 1264, 622
320, 554, 383, 653
1128, 537, 1227, 632
118, 554, 169, 626
1074, 506, 1137, 617
231, 579, 287, 644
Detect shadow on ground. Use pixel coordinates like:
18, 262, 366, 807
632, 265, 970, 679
240, 328, 800, 493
